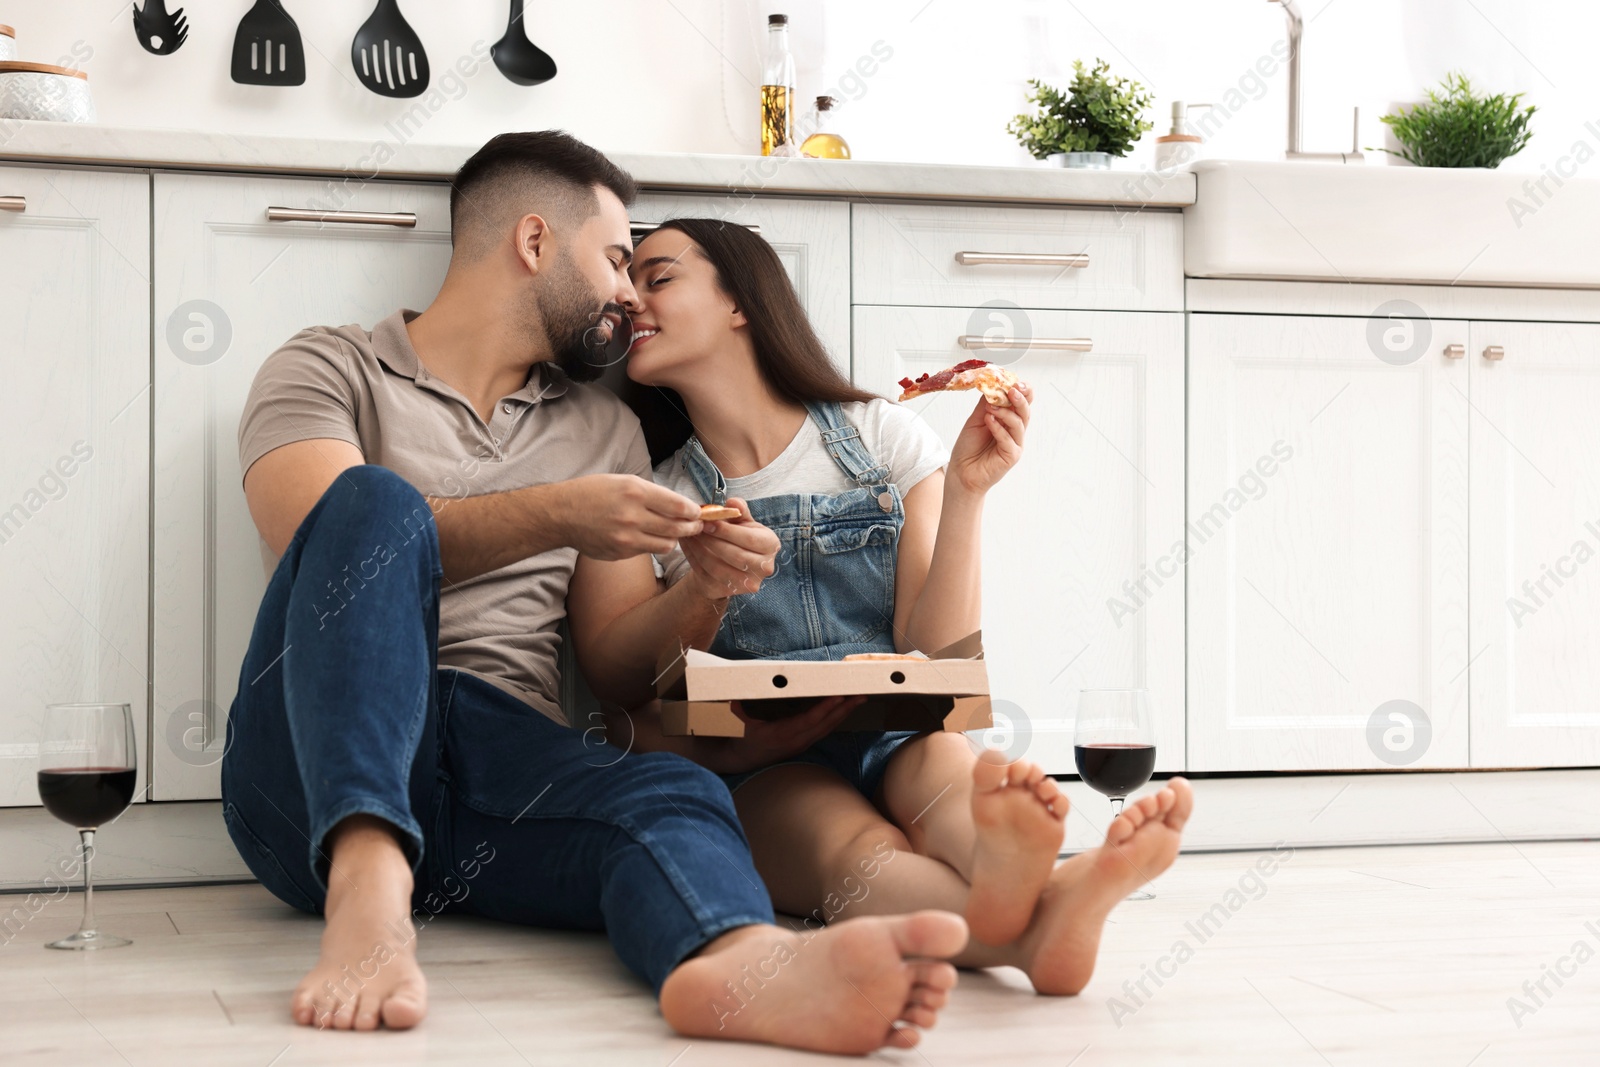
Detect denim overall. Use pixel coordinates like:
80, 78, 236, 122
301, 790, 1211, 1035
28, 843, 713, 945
680, 401, 925, 798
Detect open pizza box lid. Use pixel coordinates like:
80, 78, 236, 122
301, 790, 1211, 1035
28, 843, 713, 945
654, 631, 993, 737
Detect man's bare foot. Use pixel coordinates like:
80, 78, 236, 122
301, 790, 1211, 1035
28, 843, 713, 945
965, 749, 1067, 945
1018, 777, 1194, 995
289, 815, 429, 1031
659, 910, 968, 1055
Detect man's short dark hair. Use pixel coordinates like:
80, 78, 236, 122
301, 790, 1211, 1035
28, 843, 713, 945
449, 130, 637, 260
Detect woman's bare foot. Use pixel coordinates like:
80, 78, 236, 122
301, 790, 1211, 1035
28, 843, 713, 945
659, 910, 968, 1055
964, 749, 1067, 945
1017, 777, 1194, 995
289, 815, 429, 1031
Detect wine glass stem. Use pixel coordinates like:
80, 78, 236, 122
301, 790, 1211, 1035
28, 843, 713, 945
78, 828, 96, 934
1109, 797, 1125, 819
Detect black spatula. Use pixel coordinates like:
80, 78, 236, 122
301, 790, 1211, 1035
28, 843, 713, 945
491, 0, 558, 86
351, 0, 430, 98
230, 0, 305, 86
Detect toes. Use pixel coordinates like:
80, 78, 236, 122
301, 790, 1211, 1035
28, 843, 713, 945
908, 959, 960, 993
290, 987, 316, 1026
1035, 776, 1065, 814
353, 992, 383, 1032
900, 1005, 941, 1029
1165, 777, 1195, 830
382, 986, 427, 1030
885, 1023, 922, 1049
890, 911, 969, 960
973, 748, 1010, 792
1016, 759, 1046, 789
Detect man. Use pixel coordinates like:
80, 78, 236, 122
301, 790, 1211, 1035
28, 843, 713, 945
221, 130, 967, 1055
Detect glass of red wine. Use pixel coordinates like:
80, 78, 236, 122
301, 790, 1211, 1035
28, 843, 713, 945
1074, 689, 1158, 901
37, 702, 137, 949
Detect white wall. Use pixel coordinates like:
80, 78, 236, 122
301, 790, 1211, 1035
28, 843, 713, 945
3, 0, 1593, 174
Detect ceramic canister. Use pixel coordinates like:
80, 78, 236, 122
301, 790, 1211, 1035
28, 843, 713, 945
0, 62, 97, 123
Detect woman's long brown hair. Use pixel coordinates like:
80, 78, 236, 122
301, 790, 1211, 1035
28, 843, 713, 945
623, 217, 880, 466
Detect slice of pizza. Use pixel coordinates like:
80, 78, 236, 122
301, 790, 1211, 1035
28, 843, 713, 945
897, 359, 1023, 407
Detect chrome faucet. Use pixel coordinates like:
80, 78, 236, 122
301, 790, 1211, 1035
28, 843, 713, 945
1270, 0, 1363, 162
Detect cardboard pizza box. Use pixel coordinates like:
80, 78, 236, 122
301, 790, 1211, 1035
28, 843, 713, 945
655, 631, 993, 737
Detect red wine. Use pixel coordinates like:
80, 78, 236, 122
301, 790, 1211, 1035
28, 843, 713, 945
1074, 744, 1156, 798
37, 767, 136, 827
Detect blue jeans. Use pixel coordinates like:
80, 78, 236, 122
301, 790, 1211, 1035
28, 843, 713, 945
220, 465, 774, 992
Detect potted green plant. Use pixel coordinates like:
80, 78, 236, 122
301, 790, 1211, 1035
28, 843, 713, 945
1372, 73, 1535, 168
1007, 59, 1154, 169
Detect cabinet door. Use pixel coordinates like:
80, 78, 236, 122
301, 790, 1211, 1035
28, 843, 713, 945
1470, 321, 1600, 767
0, 167, 150, 807
152, 174, 452, 800
1187, 314, 1469, 771
852, 306, 1185, 775
632, 194, 850, 375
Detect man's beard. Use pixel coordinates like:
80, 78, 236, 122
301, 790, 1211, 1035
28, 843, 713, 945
536, 261, 626, 384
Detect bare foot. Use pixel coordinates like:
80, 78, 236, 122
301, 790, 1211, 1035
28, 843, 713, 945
965, 749, 1067, 945
659, 910, 968, 1054
290, 816, 429, 1030
1018, 777, 1194, 995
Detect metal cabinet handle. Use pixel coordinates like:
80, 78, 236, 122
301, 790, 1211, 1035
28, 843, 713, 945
631, 221, 760, 237
1483, 345, 1505, 361
266, 206, 417, 228
0, 195, 24, 212
958, 335, 1092, 352
954, 251, 1089, 268
1443, 343, 1464, 359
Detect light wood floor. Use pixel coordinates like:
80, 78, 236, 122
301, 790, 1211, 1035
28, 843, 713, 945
4, 840, 1597, 1065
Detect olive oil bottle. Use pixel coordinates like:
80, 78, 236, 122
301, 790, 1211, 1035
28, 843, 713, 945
801, 96, 851, 159
760, 14, 796, 156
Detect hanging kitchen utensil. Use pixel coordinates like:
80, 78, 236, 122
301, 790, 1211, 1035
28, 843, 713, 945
132, 0, 189, 55
491, 0, 557, 86
230, 0, 306, 85
351, 0, 430, 98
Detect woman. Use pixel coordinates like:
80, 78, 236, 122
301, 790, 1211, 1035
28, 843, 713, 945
611, 218, 1192, 992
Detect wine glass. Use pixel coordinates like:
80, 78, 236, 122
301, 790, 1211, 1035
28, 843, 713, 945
1074, 689, 1158, 901
37, 702, 137, 949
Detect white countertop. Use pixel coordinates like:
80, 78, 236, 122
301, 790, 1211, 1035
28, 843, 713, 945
0, 120, 1195, 207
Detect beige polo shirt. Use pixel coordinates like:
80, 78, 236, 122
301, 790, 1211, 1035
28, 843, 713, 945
237, 308, 652, 725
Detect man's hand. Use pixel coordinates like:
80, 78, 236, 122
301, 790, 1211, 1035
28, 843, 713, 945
678, 497, 780, 602
556, 474, 705, 560
696, 695, 868, 774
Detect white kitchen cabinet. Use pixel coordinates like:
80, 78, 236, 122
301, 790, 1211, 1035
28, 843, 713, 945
1186, 313, 1470, 771
852, 202, 1184, 313
852, 305, 1186, 776
0, 166, 150, 808
1469, 320, 1600, 767
631, 193, 850, 374
151, 173, 453, 800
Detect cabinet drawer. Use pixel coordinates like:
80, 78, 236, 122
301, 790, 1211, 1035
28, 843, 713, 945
852, 202, 1182, 312
632, 193, 849, 375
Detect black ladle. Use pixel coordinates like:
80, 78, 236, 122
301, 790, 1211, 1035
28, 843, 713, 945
491, 0, 557, 86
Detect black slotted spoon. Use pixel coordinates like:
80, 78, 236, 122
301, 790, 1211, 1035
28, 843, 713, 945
351, 0, 430, 98
230, 0, 306, 86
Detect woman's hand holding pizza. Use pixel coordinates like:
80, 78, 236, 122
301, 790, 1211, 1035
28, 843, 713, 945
947, 382, 1032, 496
679, 497, 780, 602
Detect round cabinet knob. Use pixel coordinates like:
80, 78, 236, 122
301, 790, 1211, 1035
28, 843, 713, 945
1443, 343, 1465, 359
1483, 345, 1505, 361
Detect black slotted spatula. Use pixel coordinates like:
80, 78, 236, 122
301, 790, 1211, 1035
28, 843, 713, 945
351, 0, 430, 98
230, 0, 306, 86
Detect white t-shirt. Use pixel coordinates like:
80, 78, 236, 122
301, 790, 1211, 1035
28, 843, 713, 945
653, 399, 949, 586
